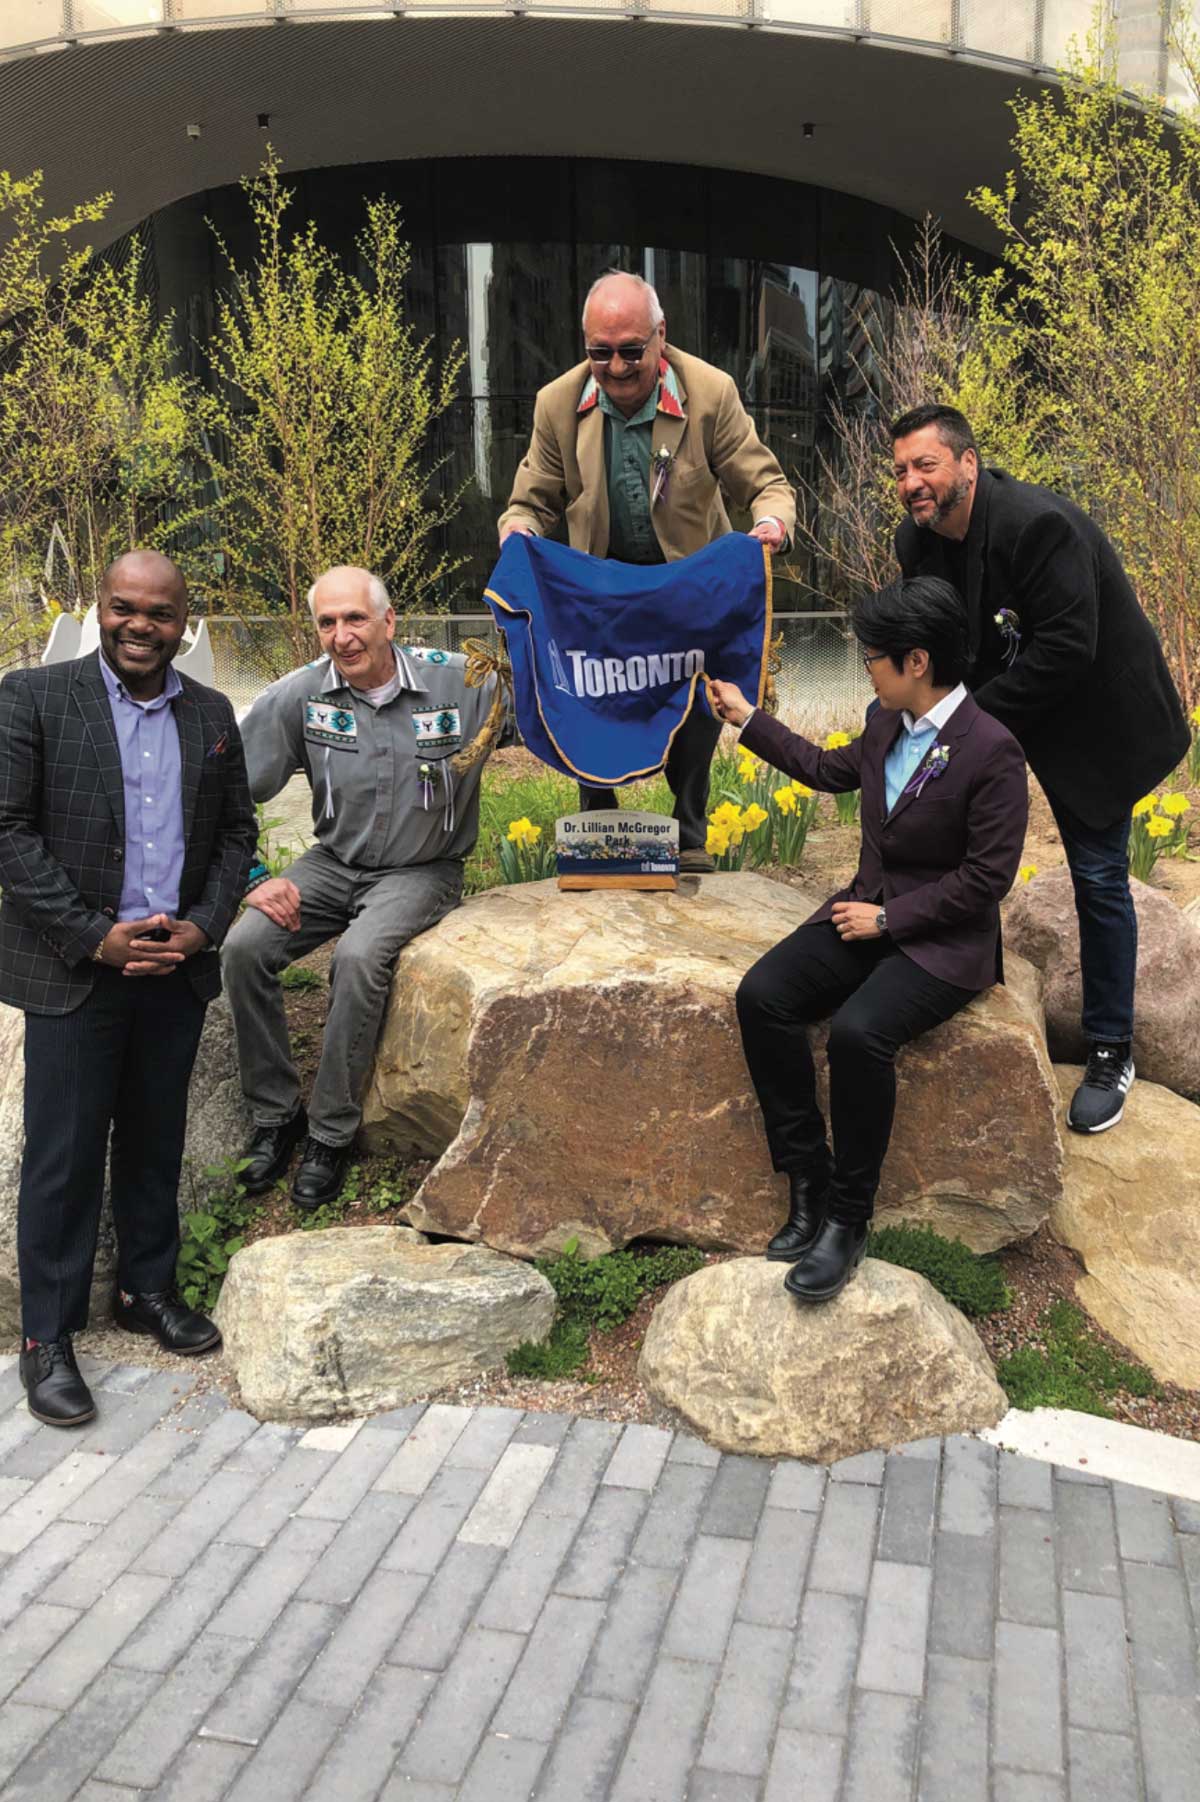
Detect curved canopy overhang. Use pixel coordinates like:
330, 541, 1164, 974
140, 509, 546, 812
0, 13, 1056, 256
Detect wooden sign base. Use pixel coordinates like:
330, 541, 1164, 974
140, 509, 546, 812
557, 874, 678, 891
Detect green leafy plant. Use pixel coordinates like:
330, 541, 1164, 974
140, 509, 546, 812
506, 1320, 592, 1381
867, 1222, 1011, 1318
205, 150, 467, 662
176, 1156, 260, 1313
997, 1300, 1158, 1417
295, 1158, 415, 1230
255, 804, 303, 881
506, 1239, 705, 1379
280, 964, 322, 992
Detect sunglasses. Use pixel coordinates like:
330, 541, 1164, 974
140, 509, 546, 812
584, 340, 652, 365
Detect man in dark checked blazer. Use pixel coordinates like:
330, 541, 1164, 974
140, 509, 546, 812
0, 551, 257, 1425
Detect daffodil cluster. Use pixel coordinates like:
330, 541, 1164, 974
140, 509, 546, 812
823, 728, 861, 825
506, 816, 542, 849
1129, 791, 1191, 880
705, 800, 769, 869
498, 814, 556, 884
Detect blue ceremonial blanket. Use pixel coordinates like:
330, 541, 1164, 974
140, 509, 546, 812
483, 534, 772, 785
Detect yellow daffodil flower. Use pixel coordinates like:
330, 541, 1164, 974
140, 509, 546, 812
1131, 795, 1160, 817
774, 786, 797, 815
824, 730, 852, 750
506, 816, 541, 848
1146, 815, 1173, 839
791, 781, 814, 797
736, 751, 759, 783
1190, 704, 1200, 726
742, 803, 769, 832
1018, 864, 1038, 883
710, 801, 743, 830
1161, 793, 1191, 817
706, 824, 730, 856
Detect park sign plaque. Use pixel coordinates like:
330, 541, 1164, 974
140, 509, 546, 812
555, 811, 679, 891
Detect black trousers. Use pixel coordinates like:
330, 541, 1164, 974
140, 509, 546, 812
736, 921, 976, 1224
18, 965, 208, 1342
580, 705, 724, 852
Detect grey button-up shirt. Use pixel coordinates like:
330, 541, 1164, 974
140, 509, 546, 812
239, 646, 499, 870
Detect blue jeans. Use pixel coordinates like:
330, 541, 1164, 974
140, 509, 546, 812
1046, 791, 1137, 1043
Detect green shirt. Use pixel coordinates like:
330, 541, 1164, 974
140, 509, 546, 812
599, 385, 666, 566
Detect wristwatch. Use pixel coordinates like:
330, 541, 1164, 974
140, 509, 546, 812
875, 909, 888, 934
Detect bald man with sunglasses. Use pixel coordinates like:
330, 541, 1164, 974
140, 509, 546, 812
499, 271, 795, 871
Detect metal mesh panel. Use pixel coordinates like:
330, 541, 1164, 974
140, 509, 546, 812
207, 610, 872, 731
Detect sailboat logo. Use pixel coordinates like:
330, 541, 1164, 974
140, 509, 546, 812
548, 638, 572, 694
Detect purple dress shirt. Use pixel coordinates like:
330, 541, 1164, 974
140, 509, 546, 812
98, 652, 186, 920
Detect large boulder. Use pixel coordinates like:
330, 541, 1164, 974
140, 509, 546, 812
1050, 1068, 1200, 1390
215, 1226, 556, 1421
1005, 869, 1200, 1101
364, 874, 1062, 1257
638, 1256, 1007, 1461
0, 996, 251, 1337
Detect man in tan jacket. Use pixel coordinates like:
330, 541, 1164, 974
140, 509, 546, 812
499, 271, 795, 871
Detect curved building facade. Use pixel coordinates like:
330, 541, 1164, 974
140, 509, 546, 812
1, 1, 1192, 602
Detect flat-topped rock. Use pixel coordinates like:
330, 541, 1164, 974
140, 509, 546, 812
1005, 868, 1200, 1101
1051, 1068, 1200, 1390
364, 873, 1062, 1257
638, 1256, 1007, 1461
214, 1226, 556, 1421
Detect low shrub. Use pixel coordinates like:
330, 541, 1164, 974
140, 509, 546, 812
867, 1222, 1011, 1318
506, 1239, 705, 1379
998, 1300, 1158, 1417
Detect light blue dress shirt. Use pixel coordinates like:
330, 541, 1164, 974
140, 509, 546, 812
98, 653, 186, 920
882, 683, 968, 815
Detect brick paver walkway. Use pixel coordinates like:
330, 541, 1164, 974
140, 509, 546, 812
0, 1353, 1198, 1801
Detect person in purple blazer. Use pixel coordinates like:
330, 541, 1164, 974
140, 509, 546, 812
709, 576, 1028, 1303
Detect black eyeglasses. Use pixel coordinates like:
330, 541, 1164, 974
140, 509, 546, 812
861, 650, 890, 672
584, 340, 652, 365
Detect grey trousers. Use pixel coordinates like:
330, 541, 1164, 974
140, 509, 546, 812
222, 847, 464, 1147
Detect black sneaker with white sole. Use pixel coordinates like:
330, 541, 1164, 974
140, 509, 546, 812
1068, 1041, 1134, 1133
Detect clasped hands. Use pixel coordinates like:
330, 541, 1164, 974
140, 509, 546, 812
98, 913, 209, 977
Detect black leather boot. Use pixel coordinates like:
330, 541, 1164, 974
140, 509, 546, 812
239, 1106, 308, 1195
292, 1137, 353, 1212
20, 1337, 96, 1427
765, 1168, 829, 1262
783, 1216, 869, 1303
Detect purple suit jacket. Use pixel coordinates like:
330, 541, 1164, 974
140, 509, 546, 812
740, 693, 1029, 992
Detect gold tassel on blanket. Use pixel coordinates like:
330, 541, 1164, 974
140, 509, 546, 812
450, 635, 514, 776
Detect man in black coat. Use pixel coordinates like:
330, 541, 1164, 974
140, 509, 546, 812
892, 404, 1189, 1133
0, 551, 257, 1425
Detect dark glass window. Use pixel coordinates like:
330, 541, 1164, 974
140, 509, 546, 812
151, 157, 986, 611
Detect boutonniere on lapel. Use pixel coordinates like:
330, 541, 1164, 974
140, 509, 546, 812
651, 446, 675, 507
903, 742, 951, 799
994, 608, 1022, 668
